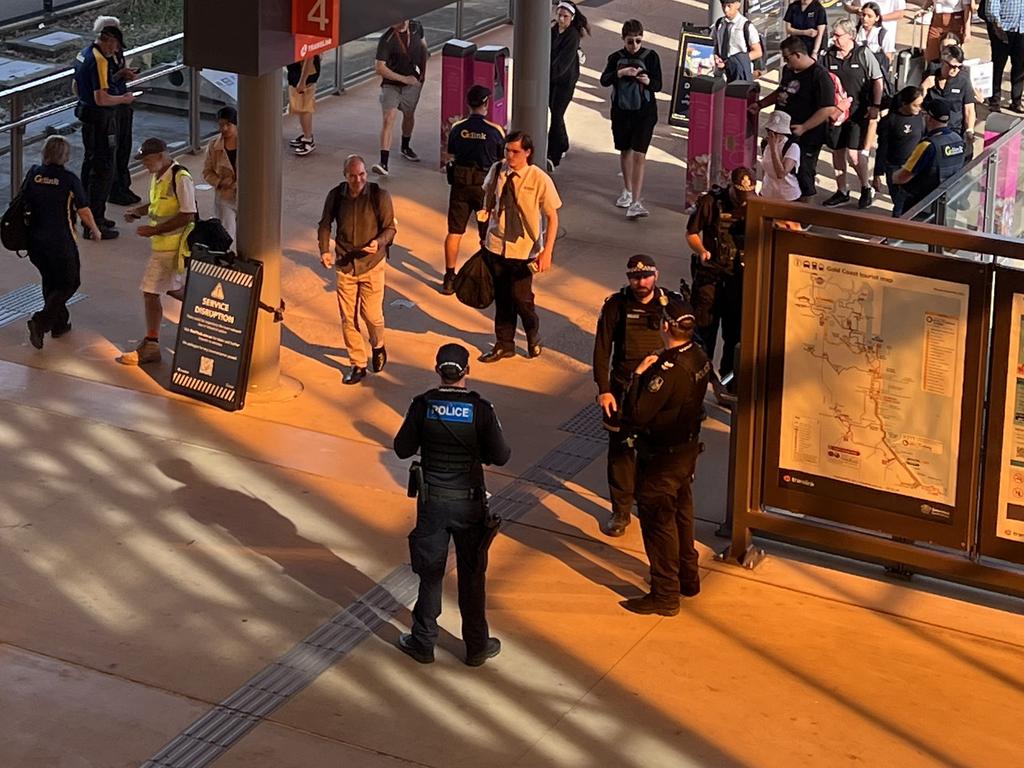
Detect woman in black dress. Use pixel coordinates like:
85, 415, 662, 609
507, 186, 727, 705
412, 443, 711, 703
548, 1, 590, 169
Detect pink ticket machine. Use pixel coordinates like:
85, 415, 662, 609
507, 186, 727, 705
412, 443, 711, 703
441, 39, 477, 170
686, 74, 726, 209
720, 81, 760, 185
473, 45, 509, 129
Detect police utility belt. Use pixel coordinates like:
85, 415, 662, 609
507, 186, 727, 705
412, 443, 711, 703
629, 430, 702, 453
446, 163, 488, 187
406, 461, 483, 501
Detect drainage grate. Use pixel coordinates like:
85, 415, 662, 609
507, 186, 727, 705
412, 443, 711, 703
143, 403, 609, 767
558, 403, 607, 440
0, 283, 87, 329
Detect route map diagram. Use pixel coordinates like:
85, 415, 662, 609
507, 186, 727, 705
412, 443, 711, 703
778, 255, 969, 507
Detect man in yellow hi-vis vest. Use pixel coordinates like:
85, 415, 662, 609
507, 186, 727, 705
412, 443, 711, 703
117, 137, 197, 366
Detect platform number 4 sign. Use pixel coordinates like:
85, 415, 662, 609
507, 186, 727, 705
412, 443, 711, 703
292, 0, 339, 60
292, 0, 338, 39
305, 0, 329, 33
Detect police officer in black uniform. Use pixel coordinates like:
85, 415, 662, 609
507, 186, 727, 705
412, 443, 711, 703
593, 255, 683, 538
684, 166, 756, 403
893, 99, 966, 212
620, 297, 711, 617
394, 343, 511, 666
442, 85, 505, 295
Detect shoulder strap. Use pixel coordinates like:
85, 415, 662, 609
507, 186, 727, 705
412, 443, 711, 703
744, 20, 755, 53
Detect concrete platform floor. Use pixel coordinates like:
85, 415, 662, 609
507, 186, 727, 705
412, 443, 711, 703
1, 1, 1020, 767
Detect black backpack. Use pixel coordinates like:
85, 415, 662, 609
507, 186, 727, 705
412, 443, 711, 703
613, 49, 651, 111
1, 171, 32, 257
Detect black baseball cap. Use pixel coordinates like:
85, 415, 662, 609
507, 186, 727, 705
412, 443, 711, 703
99, 25, 125, 48
467, 85, 491, 107
626, 254, 657, 277
926, 98, 952, 122
436, 343, 470, 377
662, 295, 695, 326
137, 137, 168, 157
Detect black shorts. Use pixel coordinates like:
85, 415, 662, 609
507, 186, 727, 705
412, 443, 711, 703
611, 109, 657, 153
447, 183, 485, 235
826, 113, 870, 151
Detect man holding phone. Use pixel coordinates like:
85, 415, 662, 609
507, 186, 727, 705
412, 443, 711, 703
317, 155, 398, 385
96, 16, 142, 206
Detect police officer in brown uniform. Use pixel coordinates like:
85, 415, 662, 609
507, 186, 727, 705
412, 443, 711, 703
593, 255, 684, 537
620, 296, 711, 616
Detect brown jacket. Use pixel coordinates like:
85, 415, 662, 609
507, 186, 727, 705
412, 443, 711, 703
202, 134, 237, 203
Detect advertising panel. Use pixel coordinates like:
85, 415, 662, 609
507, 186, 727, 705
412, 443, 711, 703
669, 24, 714, 126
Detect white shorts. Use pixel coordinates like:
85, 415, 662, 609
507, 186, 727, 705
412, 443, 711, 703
140, 250, 183, 294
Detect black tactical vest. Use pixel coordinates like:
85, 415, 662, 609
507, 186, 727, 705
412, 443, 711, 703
418, 388, 481, 481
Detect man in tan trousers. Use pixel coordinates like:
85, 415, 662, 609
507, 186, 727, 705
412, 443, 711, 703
318, 155, 397, 384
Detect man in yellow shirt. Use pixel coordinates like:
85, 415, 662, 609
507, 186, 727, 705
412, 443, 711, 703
117, 137, 197, 366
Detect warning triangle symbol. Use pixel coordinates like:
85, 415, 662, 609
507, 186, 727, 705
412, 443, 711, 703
211, 283, 225, 301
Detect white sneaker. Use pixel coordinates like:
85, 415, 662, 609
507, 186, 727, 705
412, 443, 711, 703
626, 200, 649, 219
293, 139, 315, 156
615, 190, 633, 208
371, 163, 390, 176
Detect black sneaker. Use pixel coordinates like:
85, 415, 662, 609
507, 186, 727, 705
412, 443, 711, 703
51, 323, 72, 338
621, 594, 680, 617
858, 186, 875, 209
27, 319, 44, 349
1010, 102, 1024, 114
441, 271, 456, 295
288, 134, 306, 148
465, 637, 501, 667
479, 346, 515, 363
108, 191, 142, 206
602, 512, 630, 537
822, 190, 851, 208
400, 146, 420, 162
371, 346, 387, 373
680, 579, 701, 597
294, 139, 316, 156
527, 340, 542, 358
343, 366, 367, 385
397, 633, 434, 664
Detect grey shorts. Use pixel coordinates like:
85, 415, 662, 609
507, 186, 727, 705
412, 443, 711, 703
380, 82, 422, 114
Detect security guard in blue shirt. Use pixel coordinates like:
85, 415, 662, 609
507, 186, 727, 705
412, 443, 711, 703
620, 296, 711, 617
73, 24, 135, 238
442, 85, 505, 294
394, 343, 511, 666
593, 255, 684, 538
101, 20, 142, 206
893, 98, 966, 213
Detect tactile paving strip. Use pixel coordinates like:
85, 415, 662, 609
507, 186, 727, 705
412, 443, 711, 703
0, 283, 87, 328
142, 404, 608, 767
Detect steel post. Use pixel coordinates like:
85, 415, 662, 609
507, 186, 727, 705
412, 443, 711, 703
511, 0, 551, 162
10, 94, 23, 200
237, 72, 282, 393
188, 66, 202, 153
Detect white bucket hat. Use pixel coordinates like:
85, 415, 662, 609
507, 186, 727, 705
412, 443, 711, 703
764, 110, 792, 135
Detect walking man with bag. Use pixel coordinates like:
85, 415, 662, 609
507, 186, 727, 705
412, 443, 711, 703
477, 131, 561, 363
394, 343, 511, 666
318, 155, 397, 384
442, 85, 505, 295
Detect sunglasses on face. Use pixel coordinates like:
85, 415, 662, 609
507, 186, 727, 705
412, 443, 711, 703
625, 37, 643, 44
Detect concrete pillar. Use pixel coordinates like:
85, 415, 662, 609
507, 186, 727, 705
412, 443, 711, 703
709, 0, 724, 27
237, 71, 282, 392
511, 0, 551, 163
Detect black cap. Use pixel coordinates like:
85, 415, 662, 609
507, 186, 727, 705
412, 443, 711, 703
436, 343, 470, 378
99, 25, 124, 48
662, 295, 695, 326
137, 137, 168, 157
626, 254, 657, 277
467, 85, 491, 108
926, 98, 952, 122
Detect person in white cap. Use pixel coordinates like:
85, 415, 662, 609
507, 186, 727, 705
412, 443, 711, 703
759, 111, 803, 202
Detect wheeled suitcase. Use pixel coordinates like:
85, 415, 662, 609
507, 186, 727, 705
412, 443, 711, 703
895, 20, 927, 90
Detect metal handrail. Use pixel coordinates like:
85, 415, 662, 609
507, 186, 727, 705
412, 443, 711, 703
0, 62, 187, 134
0, 32, 184, 103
